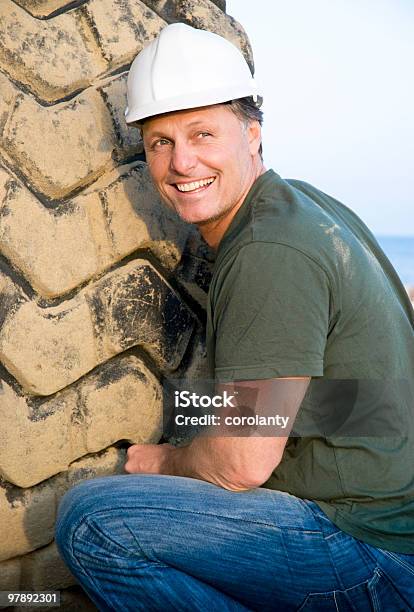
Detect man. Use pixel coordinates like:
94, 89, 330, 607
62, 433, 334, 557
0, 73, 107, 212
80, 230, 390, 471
56, 24, 414, 610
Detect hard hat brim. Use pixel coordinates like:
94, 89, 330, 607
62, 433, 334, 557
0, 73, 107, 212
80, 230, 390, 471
125, 83, 262, 124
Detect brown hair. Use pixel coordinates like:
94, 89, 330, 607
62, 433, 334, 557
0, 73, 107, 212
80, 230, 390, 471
228, 96, 264, 160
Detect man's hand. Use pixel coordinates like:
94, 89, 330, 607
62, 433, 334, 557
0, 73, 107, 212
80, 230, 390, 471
125, 443, 176, 475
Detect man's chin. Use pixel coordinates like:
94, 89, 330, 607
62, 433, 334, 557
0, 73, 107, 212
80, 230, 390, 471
175, 207, 226, 227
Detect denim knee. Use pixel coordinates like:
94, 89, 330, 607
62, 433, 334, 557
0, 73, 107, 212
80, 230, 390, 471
55, 477, 108, 559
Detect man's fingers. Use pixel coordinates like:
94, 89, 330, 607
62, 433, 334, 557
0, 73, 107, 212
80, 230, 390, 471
124, 444, 169, 474
125, 444, 140, 473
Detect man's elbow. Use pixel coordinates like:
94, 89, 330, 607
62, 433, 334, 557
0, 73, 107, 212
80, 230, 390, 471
221, 463, 278, 492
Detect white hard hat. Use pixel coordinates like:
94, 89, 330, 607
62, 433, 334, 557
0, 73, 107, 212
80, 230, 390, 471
125, 23, 261, 124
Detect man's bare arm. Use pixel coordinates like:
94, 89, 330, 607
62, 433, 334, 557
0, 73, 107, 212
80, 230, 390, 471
125, 377, 310, 491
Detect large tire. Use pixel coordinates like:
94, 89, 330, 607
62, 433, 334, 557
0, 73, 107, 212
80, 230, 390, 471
0, 0, 253, 604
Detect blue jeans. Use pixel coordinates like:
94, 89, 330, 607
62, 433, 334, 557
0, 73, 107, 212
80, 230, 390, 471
55, 474, 414, 611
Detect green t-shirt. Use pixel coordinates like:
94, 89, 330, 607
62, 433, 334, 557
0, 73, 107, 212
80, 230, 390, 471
206, 169, 414, 553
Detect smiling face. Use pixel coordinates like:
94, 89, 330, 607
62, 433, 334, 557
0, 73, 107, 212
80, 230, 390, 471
142, 104, 263, 244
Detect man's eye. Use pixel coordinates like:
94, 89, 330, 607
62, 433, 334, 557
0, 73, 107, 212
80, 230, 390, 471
153, 138, 171, 147
198, 132, 212, 138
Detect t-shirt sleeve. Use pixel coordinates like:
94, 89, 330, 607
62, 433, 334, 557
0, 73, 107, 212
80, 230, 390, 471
211, 242, 331, 382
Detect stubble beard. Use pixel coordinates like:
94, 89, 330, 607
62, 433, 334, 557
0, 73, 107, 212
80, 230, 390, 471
192, 203, 231, 227
174, 197, 239, 228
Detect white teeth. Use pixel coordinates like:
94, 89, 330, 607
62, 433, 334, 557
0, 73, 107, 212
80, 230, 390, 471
176, 177, 215, 192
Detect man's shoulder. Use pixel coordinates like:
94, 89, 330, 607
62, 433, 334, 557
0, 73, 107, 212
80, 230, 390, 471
219, 170, 338, 258
245, 173, 341, 259
214, 170, 381, 302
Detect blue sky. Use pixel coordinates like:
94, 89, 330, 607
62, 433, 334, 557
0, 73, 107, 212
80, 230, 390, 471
226, 0, 414, 236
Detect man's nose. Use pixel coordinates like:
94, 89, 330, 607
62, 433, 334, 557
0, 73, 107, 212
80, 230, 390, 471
169, 141, 197, 175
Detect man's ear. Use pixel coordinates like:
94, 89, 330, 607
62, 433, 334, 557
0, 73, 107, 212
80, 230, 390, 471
247, 120, 262, 157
